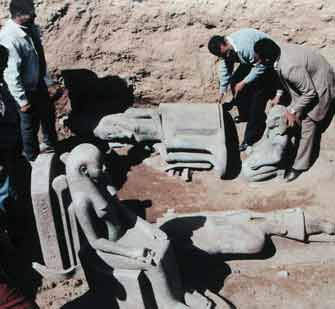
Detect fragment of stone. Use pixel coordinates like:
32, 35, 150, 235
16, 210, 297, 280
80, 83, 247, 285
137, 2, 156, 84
94, 103, 227, 178
242, 105, 289, 182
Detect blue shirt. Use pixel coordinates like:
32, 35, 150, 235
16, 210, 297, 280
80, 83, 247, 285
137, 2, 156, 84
218, 28, 272, 94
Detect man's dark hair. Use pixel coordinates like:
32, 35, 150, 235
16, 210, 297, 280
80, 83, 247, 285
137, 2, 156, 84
208, 35, 226, 57
9, 0, 35, 18
254, 38, 281, 64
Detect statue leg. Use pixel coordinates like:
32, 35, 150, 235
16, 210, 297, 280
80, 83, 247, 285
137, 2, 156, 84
227, 208, 306, 241
190, 212, 268, 255
197, 222, 267, 255
97, 250, 155, 270
196, 209, 305, 254
115, 225, 211, 308
244, 208, 335, 241
304, 212, 335, 237
145, 239, 211, 309
145, 239, 188, 308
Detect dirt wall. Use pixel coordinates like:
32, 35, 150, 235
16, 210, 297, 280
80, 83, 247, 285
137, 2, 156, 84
1, 0, 335, 104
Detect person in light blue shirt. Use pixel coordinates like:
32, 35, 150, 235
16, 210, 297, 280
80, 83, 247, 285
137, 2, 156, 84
208, 28, 282, 151
0, 0, 57, 162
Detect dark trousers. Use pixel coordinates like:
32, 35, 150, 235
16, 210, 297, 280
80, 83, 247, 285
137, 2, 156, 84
231, 65, 278, 145
19, 82, 57, 161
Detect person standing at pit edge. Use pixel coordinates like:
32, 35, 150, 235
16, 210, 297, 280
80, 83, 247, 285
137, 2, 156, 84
0, 0, 57, 163
254, 38, 335, 182
208, 28, 282, 152
0, 44, 38, 309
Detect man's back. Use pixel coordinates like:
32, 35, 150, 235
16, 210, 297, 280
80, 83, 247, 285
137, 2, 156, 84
228, 28, 270, 65
0, 19, 41, 104
278, 43, 335, 122
279, 43, 335, 90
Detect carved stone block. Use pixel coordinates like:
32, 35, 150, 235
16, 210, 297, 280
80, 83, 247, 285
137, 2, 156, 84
31, 154, 81, 281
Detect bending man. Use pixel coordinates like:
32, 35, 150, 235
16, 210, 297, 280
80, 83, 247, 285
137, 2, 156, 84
254, 38, 335, 181
208, 28, 281, 151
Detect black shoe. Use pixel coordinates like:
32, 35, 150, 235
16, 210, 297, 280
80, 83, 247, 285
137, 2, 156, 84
234, 116, 247, 123
239, 142, 249, 152
285, 169, 303, 182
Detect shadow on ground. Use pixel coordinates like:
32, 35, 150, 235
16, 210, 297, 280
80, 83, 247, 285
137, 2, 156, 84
222, 108, 241, 180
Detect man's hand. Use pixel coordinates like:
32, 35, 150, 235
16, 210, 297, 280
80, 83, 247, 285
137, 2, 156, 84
20, 103, 31, 113
233, 81, 246, 98
285, 110, 300, 127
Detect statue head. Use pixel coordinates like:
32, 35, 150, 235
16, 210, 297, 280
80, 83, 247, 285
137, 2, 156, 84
266, 105, 288, 136
94, 114, 135, 142
66, 143, 105, 181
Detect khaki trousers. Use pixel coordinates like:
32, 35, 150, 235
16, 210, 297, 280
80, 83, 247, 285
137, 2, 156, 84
293, 116, 317, 171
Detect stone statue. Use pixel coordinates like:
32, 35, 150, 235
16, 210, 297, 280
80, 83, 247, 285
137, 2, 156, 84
158, 208, 335, 255
242, 105, 289, 182
65, 143, 212, 308
39, 142, 335, 307
93, 103, 227, 179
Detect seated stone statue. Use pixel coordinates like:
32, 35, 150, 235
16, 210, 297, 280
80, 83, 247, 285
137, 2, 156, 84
62, 143, 335, 308
93, 103, 227, 179
242, 105, 289, 182
65, 143, 212, 309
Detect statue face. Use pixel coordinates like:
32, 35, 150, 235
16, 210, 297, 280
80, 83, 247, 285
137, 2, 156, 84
266, 105, 288, 136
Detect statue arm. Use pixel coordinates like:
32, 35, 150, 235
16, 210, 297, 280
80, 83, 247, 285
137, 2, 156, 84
112, 195, 167, 241
74, 200, 148, 259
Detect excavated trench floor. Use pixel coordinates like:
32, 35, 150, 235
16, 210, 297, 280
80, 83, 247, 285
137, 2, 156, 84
36, 108, 335, 308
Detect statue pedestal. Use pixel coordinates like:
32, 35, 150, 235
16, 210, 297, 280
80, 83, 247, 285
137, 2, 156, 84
114, 269, 147, 309
80, 248, 149, 309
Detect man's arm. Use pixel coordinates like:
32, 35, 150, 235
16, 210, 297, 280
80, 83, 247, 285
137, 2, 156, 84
233, 63, 267, 97
218, 57, 235, 95
1, 40, 28, 108
243, 63, 267, 85
285, 66, 317, 115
